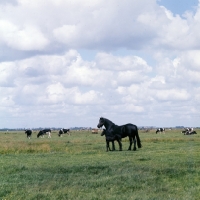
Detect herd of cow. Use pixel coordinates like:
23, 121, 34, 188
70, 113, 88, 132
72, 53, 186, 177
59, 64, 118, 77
154, 127, 197, 135
24, 117, 197, 152
24, 128, 70, 139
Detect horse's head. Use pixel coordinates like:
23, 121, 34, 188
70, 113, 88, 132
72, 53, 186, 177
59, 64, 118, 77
97, 117, 105, 128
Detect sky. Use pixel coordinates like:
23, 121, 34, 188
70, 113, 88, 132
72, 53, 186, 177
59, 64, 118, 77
0, 0, 200, 129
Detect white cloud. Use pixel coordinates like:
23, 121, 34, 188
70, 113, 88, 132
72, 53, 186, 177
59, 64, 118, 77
154, 89, 190, 101
180, 50, 200, 70
0, 20, 49, 51
53, 25, 79, 46
37, 83, 103, 105
0, 0, 200, 52
0, 49, 199, 127
0, 0, 200, 128
0, 62, 17, 87
0, 88, 15, 107
95, 53, 152, 71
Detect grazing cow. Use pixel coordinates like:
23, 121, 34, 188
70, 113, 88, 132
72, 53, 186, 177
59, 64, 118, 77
182, 128, 197, 135
156, 128, 165, 134
184, 130, 197, 135
58, 129, 70, 137
101, 129, 122, 151
45, 131, 51, 138
37, 130, 44, 138
97, 117, 141, 151
25, 129, 32, 139
92, 129, 98, 134
181, 130, 187, 134
37, 129, 51, 138
181, 128, 189, 134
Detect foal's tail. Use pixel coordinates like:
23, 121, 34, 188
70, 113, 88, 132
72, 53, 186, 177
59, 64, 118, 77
135, 126, 142, 148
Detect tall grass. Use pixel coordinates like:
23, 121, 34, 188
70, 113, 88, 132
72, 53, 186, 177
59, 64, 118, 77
0, 129, 200, 199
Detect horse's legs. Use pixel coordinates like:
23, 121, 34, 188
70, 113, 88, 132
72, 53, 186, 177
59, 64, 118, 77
106, 140, 111, 151
128, 136, 132, 150
116, 139, 122, 151
133, 138, 136, 151
112, 141, 116, 151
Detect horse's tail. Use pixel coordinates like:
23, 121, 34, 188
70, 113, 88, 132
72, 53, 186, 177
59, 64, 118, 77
135, 126, 142, 148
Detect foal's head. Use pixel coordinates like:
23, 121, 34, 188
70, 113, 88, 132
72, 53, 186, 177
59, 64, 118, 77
101, 128, 106, 136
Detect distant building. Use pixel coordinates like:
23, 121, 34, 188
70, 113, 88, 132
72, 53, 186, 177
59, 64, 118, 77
175, 126, 184, 129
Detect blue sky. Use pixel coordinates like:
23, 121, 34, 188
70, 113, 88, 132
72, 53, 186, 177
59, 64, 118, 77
0, 0, 200, 129
158, 0, 198, 15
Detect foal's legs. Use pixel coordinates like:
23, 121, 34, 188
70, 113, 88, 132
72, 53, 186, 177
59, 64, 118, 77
106, 140, 111, 151
111, 141, 116, 151
106, 140, 122, 151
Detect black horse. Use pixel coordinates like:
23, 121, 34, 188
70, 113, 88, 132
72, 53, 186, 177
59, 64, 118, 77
101, 129, 122, 151
97, 117, 142, 151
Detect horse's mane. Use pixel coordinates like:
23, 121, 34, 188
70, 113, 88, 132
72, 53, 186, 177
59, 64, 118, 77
102, 117, 116, 126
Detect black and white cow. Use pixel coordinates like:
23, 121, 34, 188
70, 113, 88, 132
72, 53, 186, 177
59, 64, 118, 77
37, 129, 51, 138
58, 129, 70, 137
156, 128, 165, 134
25, 129, 32, 139
182, 128, 197, 135
184, 130, 197, 135
181, 128, 190, 134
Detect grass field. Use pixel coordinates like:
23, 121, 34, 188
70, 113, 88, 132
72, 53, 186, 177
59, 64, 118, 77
0, 129, 200, 200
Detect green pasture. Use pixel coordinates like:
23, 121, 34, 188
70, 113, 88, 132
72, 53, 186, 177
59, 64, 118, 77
0, 129, 200, 200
